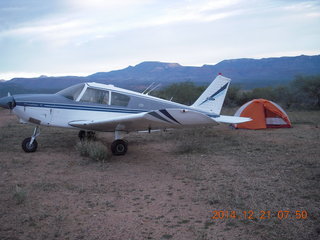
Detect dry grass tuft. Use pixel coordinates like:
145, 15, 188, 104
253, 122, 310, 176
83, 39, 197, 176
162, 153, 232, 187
75, 140, 110, 162
13, 184, 27, 205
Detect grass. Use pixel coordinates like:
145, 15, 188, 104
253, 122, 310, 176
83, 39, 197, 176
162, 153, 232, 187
0, 109, 319, 239
287, 110, 320, 126
171, 110, 320, 239
13, 184, 27, 205
75, 140, 110, 162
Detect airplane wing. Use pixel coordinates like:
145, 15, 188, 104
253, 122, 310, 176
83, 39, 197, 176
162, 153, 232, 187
68, 109, 251, 132
68, 109, 217, 132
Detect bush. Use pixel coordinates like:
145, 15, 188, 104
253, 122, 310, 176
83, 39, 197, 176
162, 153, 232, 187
291, 75, 320, 109
13, 185, 27, 205
153, 82, 206, 105
75, 140, 110, 161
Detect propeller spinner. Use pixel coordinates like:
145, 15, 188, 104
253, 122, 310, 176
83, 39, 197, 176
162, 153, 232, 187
0, 95, 16, 109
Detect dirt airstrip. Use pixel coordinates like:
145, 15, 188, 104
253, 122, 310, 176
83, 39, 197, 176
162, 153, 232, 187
0, 109, 319, 240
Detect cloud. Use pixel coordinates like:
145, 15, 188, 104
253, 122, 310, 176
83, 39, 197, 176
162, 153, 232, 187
66, 0, 151, 9
3, 20, 86, 36
0, 0, 319, 78
0, 0, 244, 47
138, 0, 244, 26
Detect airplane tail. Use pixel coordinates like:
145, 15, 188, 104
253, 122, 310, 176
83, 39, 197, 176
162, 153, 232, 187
191, 74, 231, 114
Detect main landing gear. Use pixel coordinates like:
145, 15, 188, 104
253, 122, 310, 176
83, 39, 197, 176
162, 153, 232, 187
111, 139, 128, 156
111, 130, 128, 156
78, 130, 96, 141
78, 130, 128, 156
22, 126, 40, 153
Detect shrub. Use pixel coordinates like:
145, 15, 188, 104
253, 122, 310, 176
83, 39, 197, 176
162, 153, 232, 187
13, 185, 27, 205
174, 128, 210, 154
75, 140, 110, 161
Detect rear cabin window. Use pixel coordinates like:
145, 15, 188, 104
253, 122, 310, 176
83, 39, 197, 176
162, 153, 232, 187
56, 83, 85, 100
80, 88, 109, 104
111, 92, 130, 107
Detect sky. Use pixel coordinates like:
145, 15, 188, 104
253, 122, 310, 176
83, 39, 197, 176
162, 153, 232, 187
0, 0, 319, 80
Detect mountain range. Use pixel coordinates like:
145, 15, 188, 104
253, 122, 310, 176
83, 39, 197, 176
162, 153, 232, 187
1, 54, 320, 97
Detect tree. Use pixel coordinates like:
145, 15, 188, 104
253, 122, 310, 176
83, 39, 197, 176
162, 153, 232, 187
153, 82, 205, 105
224, 86, 241, 107
291, 75, 320, 108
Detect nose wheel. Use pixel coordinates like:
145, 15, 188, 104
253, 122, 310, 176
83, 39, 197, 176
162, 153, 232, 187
22, 137, 38, 152
22, 126, 40, 153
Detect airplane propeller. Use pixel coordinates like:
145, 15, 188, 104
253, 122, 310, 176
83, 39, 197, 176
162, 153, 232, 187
0, 95, 16, 111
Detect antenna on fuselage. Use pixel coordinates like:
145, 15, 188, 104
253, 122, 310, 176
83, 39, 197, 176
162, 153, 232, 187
146, 83, 161, 95
142, 82, 155, 94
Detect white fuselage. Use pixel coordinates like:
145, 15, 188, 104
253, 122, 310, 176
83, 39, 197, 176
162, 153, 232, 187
13, 105, 137, 129
10, 82, 213, 131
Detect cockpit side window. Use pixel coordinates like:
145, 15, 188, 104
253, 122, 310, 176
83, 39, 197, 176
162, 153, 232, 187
80, 88, 109, 104
56, 83, 85, 100
111, 92, 130, 107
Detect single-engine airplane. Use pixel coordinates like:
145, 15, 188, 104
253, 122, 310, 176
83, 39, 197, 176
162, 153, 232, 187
0, 74, 251, 155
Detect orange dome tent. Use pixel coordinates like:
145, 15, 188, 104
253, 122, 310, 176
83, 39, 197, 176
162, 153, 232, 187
233, 99, 291, 129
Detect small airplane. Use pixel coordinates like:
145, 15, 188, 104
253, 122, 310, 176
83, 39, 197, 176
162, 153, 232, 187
0, 74, 251, 155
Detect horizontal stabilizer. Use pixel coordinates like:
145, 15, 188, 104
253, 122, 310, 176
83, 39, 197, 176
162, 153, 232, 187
212, 115, 251, 124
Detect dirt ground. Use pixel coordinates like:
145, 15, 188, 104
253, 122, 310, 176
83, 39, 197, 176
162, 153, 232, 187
0, 109, 319, 240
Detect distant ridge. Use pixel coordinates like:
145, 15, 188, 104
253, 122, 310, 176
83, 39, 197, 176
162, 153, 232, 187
1, 54, 320, 96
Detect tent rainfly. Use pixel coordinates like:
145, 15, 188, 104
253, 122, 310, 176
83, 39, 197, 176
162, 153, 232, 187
233, 99, 292, 129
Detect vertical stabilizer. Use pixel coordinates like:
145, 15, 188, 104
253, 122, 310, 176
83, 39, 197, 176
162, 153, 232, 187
192, 74, 231, 114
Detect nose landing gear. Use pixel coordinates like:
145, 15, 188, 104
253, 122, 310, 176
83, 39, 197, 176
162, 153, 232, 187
22, 126, 40, 153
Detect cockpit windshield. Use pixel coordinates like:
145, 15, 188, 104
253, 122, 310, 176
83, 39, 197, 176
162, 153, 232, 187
56, 83, 85, 100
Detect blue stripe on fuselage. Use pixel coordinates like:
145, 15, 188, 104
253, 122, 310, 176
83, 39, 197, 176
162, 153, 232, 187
16, 101, 146, 114
15, 101, 220, 118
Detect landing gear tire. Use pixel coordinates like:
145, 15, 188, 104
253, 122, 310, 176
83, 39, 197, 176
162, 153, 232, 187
22, 137, 38, 153
111, 139, 128, 156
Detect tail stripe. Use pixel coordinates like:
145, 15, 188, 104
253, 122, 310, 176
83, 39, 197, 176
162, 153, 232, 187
191, 75, 231, 114
199, 82, 229, 105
